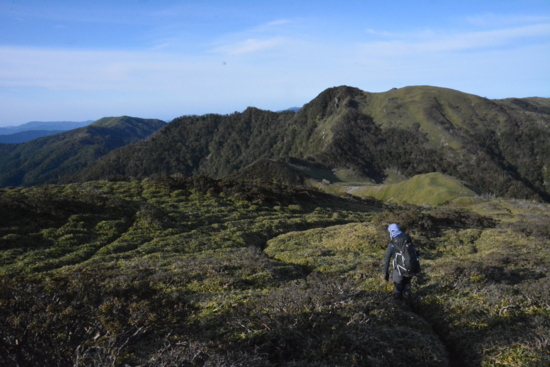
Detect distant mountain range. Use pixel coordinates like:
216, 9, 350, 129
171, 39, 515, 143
0, 120, 94, 143
0, 120, 93, 134
277, 107, 302, 113
0, 116, 165, 187
1, 86, 549, 203
0, 130, 67, 144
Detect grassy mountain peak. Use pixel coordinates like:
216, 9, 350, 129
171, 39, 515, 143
91, 115, 158, 129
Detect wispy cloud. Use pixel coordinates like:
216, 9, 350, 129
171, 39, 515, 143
0, 46, 179, 91
212, 37, 287, 55
1, 5, 549, 126
266, 19, 291, 26
365, 29, 399, 38
359, 23, 550, 56
365, 28, 438, 40
210, 17, 299, 56
0, 1, 141, 25
251, 19, 293, 33
466, 13, 550, 27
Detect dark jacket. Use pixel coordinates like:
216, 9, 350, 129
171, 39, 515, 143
383, 232, 413, 277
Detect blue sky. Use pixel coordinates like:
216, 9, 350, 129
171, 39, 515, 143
1, 0, 549, 126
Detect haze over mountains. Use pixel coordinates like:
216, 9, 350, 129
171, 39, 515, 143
0, 120, 94, 135
0, 120, 94, 143
0, 117, 165, 187
1, 85, 549, 203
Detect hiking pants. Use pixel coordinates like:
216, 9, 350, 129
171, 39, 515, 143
392, 270, 412, 300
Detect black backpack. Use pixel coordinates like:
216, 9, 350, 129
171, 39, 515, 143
392, 235, 421, 277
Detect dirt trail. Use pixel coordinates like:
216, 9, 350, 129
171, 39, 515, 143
407, 297, 468, 367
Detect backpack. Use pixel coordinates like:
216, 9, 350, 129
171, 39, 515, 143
392, 235, 421, 277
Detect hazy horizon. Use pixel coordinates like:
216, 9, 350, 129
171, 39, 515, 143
1, 0, 549, 127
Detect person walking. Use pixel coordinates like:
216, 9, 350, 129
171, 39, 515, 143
382, 223, 420, 300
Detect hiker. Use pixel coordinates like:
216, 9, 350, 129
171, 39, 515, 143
382, 223, 420, 300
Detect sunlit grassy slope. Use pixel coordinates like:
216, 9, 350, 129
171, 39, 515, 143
330, 172, 479, 205
1, 177, 549, 366
236, 160, 479, 205
361, 86, 502, 149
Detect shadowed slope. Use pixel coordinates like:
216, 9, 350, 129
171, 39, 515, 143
0, 116, 165, 187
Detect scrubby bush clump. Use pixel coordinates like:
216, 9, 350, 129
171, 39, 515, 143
504, 213, 550, 239
370, 206, 496, 251
154, 174, 382, 208
0, 268, 449, 366
1, 266, 194, 366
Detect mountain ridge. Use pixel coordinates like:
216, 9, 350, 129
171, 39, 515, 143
0, 120, 93, 135
0, 116, 165, 187
75, 85, 550, 202
1, 85, 548, 203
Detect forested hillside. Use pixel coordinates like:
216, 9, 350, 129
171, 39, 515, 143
76, 86, 550, 202
0, 116, 165, 187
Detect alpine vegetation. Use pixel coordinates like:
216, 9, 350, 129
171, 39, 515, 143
0, 85, 549, 366
1, 176, 549, 366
